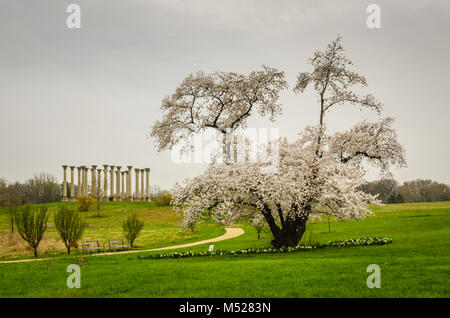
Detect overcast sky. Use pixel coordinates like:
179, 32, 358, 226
0, 0, 449, 190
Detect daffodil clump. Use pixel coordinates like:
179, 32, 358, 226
328, 237, 392, 247
138, 245, 316, 260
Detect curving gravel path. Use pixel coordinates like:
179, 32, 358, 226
94, 227, 244, 256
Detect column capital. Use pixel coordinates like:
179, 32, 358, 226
121, 171, 125, 175
127, 165, 133, 170
145, 168, 151, 172
135, 168, 140, 172
103, 164, 109, 168
116, 166, 122, 171
91, 165, 97, 169
140, 168, 145, 172
69, 166, 75, 170
62, 165, 68, 169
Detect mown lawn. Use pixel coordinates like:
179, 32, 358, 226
0, 202, 449, 297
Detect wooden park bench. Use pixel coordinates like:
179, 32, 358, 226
108, 239, 129, 251
81, 240, 105, 253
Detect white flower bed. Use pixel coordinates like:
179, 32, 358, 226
327, 237, 392, 247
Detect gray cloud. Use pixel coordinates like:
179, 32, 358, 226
0, 0, 449, 189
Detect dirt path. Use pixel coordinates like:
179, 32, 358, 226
0, 227, 244, 264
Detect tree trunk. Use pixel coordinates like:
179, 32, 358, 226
9, 210, 14, 232
270, 219, 307, 248
33, 248, 38, 257
261, 204, 308, 248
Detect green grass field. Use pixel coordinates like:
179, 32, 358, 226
0, 201, 449, 297
0, 201, 224, 260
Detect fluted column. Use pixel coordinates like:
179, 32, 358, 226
70, 166, 75, 201
145, 168, 150, 200
103, 165, 109, 199
91, 165, 97, 196
127, 166, 133, 200
127, 171, 129, 199
135, 168, 140, 201
125, 171, 129, 200
77, 166, 82, 198
121, 172, 125, 199
140, 169, 145, 201
81, 166, 85, 196
84, 166, 88, 196
109, 165, 115, 200
97, 169, 102, 197
116, 166, 121, 201
62, 165, 68, 201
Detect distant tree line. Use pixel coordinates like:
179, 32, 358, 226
0, 173, 62, 207
358, 179, 450, 203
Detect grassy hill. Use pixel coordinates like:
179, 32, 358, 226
0, 201, 225, 260
0, 201, 449, 297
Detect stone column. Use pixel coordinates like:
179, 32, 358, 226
83, 166, 88, 196
145, 168, 150, 200
91, 165, 97, 196
70, 166, 75, 201
81, 166, 85, 196
135, 168, 140, 201
103, 165, 109, 199
97, 169, 102, 197
140, 169, 145, 201
121, 172, 125, 199
125, 171, 129, 200
127, 166, 133, 200
80, 166, 84, 196
116, 166, 121, 201
77, 166, 82, 198
109, 165, 115, 200
62, 165, 68, 201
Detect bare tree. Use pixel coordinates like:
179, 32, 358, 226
92, 181, 104, 217
251, 214, 265, 240
359, 179, 400, 203
399, 179, 450, 202
0, 183, 22, 232
0, 177, 6, 195
24, 173, 61, 204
